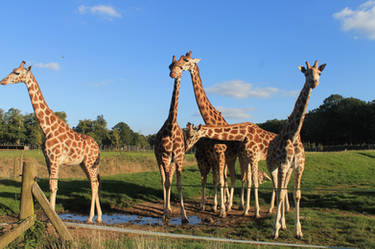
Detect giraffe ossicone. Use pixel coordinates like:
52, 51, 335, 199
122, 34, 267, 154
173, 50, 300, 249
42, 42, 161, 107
0, 61, 102, 223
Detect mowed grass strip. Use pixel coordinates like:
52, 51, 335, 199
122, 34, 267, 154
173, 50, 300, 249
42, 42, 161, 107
1, 150, 375, 248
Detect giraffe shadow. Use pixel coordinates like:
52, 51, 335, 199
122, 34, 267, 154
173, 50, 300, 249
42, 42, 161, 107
357, 152, 375, 159
0, 179, 21, 188
36, 178, 165, 214
301, 191, 375, 214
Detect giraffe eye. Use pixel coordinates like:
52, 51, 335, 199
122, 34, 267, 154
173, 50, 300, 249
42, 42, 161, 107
13, 72, 20, 75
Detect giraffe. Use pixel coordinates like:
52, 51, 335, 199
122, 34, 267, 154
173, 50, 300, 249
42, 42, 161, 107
267, 60, 326, 239
173, 51, 242, 217
153, 55, 189, 224
185, 121, 278, 218
0, 61, 102, 223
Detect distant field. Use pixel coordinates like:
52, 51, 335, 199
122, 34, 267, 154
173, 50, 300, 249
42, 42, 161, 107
0, 150, 195, 178
1, 150, 375, 248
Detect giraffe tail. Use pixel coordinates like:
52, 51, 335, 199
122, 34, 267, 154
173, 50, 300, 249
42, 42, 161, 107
94, 153, 102, 196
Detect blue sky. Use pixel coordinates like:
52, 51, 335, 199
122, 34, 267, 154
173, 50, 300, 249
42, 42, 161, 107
0, 1, 374, 135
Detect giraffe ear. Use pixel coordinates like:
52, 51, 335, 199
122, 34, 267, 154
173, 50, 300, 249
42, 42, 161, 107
27, 65, 32, 71
298, 65, 306, 74
192, 58, 200, 64
318, 64, 326, 72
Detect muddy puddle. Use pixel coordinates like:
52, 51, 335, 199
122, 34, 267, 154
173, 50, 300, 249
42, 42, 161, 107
59, 213, 201, 226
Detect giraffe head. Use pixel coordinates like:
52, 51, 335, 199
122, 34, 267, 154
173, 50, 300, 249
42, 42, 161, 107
169, 51, 200, 79
298, 60, 326, 89
184, 122, 203, 152
1, 61, 33, 86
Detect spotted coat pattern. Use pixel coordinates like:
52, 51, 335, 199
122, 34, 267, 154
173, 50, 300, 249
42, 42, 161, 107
267, 61, 326, 239
153, 55, 189, 224
0, 61, 102, 223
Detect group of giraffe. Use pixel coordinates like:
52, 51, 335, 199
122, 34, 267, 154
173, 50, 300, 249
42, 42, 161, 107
0, 52, 325, 240
154, 52, 326, 239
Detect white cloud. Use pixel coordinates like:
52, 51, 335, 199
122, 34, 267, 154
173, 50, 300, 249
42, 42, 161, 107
216, 106, 254, 120
333, 1, 375, 40
206, 80, 295, 99
78, 5, 122, 19
35, 62, 60, 71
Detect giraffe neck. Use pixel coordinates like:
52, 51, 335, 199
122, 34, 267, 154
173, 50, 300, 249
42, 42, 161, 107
167, 77, 181, 123
25, 73, 67, 138
282, 80, 312, 140
190, 64, 228, 126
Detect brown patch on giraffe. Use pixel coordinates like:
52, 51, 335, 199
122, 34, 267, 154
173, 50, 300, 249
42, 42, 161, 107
58, 134, 67, 141
221, 133, 228, 140
50, 115, 56, 123
234, 135, 243, 140
254, 135, 261, 143
214, 128, 222, 133
58, 126, 64, 134
46, 138, 59, 147
67, 132, 74, 139
207, 129, 213, 136
248, 126, 255, 133
66, 139, 72, 147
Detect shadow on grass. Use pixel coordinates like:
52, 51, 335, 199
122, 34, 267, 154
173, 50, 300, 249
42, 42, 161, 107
0, 179, 21, 188
357, 151, 375, 159
36, 178, 165, 214
301, 191, 375, 214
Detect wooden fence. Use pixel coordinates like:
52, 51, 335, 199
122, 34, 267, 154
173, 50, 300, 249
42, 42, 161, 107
0, 161, 72, 249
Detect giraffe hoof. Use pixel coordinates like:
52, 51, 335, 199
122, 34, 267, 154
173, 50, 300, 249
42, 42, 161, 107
219, 212, 227, 218
242, 211, 250, 217
296, 232, 303, 239
86, 220, 93, 224
96, 219, 103, 224
255, 214, 261, 219
181, 217, 189, 224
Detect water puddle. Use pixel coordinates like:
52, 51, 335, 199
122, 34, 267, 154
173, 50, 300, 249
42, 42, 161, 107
59, 213, 201, 226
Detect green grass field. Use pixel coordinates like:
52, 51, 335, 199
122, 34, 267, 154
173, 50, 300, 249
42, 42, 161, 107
1, 150, 375, 248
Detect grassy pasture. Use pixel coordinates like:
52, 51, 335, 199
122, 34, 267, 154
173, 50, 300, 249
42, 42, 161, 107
0, 150, 375, 248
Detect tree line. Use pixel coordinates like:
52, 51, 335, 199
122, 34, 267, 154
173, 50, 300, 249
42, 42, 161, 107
0, 109, 152, 150
258, 94, 375, 148
1, 94, 375, 150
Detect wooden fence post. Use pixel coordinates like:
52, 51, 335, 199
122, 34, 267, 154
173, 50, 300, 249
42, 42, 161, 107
32, 183, 73, 241
19, 160, 36, 220
0, 216, 35, 249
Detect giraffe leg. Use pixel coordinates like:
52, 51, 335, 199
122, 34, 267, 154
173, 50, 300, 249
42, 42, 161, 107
294, 159, 305, 239
212, 166, 218, 213
226, 157, 236, 212
219, 167, 227, 218
199, 161, 209, 211
88, 177, 99, 223
48, 163, 59, 211
268, 169, 278, 214
200, 172, 207, 211
243, 163, 252, 216
239, 158, 247, 211
252, 160, 261, 218
284, 167, 293, 212
176, 163, 189, 224
81, 157, 103, 224
163, 175, 172, 222
273, 166, 288, 239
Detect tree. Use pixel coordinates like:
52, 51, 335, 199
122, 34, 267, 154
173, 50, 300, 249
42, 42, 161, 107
55, 111, 67, 122
3, 108, 26, 145
23, 113, 43, 146
112, 122, 134, 146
